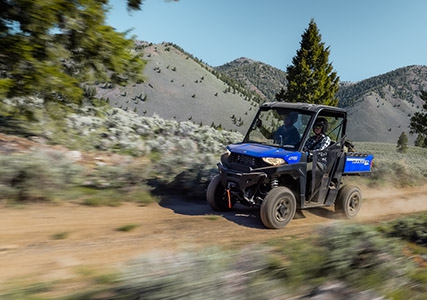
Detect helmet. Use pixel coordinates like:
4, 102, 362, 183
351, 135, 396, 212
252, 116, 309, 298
313, 117, 328, 133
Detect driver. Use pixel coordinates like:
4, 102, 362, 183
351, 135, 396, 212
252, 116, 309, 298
273, 111, 300, 146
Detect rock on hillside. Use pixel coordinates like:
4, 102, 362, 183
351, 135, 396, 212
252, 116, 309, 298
93, 42, 257, 134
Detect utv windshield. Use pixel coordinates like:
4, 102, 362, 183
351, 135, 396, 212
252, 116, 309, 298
245, 106, 346, 151
245, 108, 312, 150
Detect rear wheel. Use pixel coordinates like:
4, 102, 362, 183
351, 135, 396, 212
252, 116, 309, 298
335, 185, 362, 218
260, 187, 296, 229
206, 175, 234, 211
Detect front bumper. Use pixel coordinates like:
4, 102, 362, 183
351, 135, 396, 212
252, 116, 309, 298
217, 163, 267, 192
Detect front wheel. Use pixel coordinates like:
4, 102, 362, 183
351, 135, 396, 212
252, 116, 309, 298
335, 185, 362, 218
260, 187, 296, 229
206, 175, 234, 211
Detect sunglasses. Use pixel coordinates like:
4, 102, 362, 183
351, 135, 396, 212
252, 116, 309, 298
313, 125, 322, 129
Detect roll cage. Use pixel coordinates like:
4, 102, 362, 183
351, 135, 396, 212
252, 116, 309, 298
244, 102, 347, 152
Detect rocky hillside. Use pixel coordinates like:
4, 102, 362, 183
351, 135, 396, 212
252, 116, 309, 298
213, 57, 287, 102
93, 42, 258, 134
92, 42, 426, 144
338, 66, 427, 143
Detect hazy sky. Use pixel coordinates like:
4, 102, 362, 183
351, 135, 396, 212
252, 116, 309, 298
107, 0, 427, 82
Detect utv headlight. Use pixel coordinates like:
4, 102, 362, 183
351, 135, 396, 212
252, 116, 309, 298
220, 150, 231, 165
262, 157, 286, 166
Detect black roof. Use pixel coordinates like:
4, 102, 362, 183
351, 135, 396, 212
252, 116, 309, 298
260, 102, 347, 115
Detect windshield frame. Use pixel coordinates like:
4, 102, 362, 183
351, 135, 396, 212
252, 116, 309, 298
243, 104, 347, 152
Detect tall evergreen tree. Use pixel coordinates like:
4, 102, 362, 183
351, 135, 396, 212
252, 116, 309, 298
414, 134, 424, 147
276, 19, 339, 106
410, 91, 427, 148
396, 132, 408, 153
0, 0, 146, 103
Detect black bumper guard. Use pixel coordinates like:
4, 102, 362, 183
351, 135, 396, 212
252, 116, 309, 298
218, 163, 267, 192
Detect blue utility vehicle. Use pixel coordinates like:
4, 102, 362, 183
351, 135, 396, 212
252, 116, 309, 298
207, 102, 373, 229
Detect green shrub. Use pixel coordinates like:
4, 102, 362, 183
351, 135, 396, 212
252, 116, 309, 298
316, 223, 407, 290
52, 231, 69, 240
116, 224, 139, 232
382, 214, 427, 246
0, 150, 79, 202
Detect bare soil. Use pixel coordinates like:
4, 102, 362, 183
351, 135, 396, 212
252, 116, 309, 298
0, 184, 427, 289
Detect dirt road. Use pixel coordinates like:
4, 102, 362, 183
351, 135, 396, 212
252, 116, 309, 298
1, 184, 426, 289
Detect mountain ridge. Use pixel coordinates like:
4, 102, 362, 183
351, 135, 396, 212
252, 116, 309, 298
94, 42, 426, 144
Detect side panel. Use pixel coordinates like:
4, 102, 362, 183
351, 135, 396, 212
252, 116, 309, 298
343, 153, 374, 174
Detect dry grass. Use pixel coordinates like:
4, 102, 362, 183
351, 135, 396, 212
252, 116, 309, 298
355, 142, 427, 187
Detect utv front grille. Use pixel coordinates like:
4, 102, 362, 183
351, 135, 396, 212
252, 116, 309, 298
229, 153, 265, 169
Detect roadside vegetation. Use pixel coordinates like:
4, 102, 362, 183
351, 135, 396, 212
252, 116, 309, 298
0, 96, 241, 204
355, 141, 427, 188
1, 97, 426, 206
1, 96, 426, 299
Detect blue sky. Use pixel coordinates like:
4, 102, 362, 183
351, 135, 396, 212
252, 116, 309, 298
107, 0, 427, 82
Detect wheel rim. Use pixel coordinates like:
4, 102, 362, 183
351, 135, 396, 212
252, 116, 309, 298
275, 199, 292, 222
348, 193, 360, 215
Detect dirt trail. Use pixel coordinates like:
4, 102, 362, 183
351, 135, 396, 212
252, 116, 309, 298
0, 184, 426, 287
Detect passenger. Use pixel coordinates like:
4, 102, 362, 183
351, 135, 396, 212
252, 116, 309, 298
304, 117, 331, 151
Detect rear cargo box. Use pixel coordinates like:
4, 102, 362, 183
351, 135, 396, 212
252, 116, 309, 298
343, 153, 374, 174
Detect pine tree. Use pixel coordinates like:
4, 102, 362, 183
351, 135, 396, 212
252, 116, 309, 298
275, 88, 286, 102
414, 134, 424, 147
276, 19, 339, 106
410, 91, 427, 148
396, 132, 408, 153
0, 0, 145, 103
